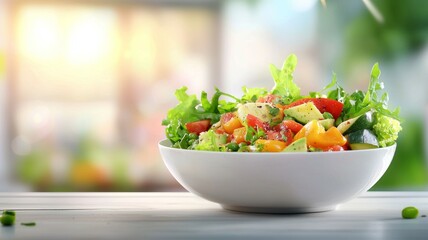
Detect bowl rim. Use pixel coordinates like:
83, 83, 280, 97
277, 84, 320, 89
158, 139, 397, 155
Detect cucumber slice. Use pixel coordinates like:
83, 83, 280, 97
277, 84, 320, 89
346, 129, 379, 150
337, 112, 374, 135
283, 137, 307, 152
349, 143, 378, 150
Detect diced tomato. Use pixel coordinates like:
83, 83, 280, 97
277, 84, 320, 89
246, 114, 269, 131
266, 129, 293, 146
278, 120, 303, 134
284, 98, 344, 119
266, 131, 281, 141
342, 142, 350, 151
283, 98, 312, 109
273, 120, 303, 135
323, 145, 344, 152
215, 127, 226, 134
257, 94, 279, 104
283, 129, 294, 146
220, 113, 235, 125
185, 120, 211, 135
226, 134, 234, 143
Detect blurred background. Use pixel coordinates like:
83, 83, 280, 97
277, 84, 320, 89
0, 0, 426, 191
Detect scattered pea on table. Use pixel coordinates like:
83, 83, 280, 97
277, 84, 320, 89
402, 206, 419, 219
0, 213, 15, 226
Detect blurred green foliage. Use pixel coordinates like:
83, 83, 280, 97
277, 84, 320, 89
344, 0, 428, 66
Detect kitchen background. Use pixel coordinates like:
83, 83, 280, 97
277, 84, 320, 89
0, 0, 426, 191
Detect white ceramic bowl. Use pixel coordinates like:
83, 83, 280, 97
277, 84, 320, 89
159, 139, 396, 213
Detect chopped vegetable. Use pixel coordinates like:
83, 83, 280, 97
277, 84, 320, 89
347, 129, 379, 150
285, 98, 344, 120
185, 120, 211, 135
163, 54, 401, 152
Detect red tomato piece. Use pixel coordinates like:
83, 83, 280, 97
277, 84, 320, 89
282, 120, 304, 134
257, 94, 279, 104
266, 131, 282, 141
284, 98, 344, 119
272, 120, 303, 134
266, 129, 293, 146
220, 113, 234, 125
185, 120, 211, 135
283, 129, 294, 146
342, 142, 350, 151
215, 127, 226, 134
323, 145, 345, 152
226, 134, 234, 143
246, 114, 269, 131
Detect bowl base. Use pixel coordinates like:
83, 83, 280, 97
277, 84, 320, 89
221, 204, 338, 214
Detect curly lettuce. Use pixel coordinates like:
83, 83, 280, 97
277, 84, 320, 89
373, 114, 402, 147
194, 130, 227, 151
324, 63, 402, 146
162, 87, 238, 146
241, 86, 268, 103
163, 54, 403, 149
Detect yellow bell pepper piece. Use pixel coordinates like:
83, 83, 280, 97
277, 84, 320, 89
255, 139, 287, 152
293, 120, 347, 150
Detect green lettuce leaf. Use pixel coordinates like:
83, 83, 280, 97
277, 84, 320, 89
194, 130, 227, 151
162, 87, 238, 145
241, 86, 268, 103
341, 63, 401, 121
373, 113, 402, 147
270, 54, 301, 104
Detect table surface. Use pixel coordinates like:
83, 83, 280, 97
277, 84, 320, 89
0, 192, 427, 240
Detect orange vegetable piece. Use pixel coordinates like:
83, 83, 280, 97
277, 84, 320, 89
233, 127, 246, 144
293, 120, 346, 149
255, 139, 287, 152
311, 127, 347, 149
223, 117, 243, 134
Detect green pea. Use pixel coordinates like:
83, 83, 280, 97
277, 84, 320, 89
227, 142, 239, 152
402, 206, 419, 219
323, 112, 334, 119
0, 215, 15, 226
2, 210, 15, 216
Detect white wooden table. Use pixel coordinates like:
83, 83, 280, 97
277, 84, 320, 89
0, 192, 427, 240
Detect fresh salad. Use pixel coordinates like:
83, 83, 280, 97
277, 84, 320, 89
162, 54, 402, 152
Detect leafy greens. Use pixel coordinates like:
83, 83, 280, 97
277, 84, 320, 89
162, 54, 402, 150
